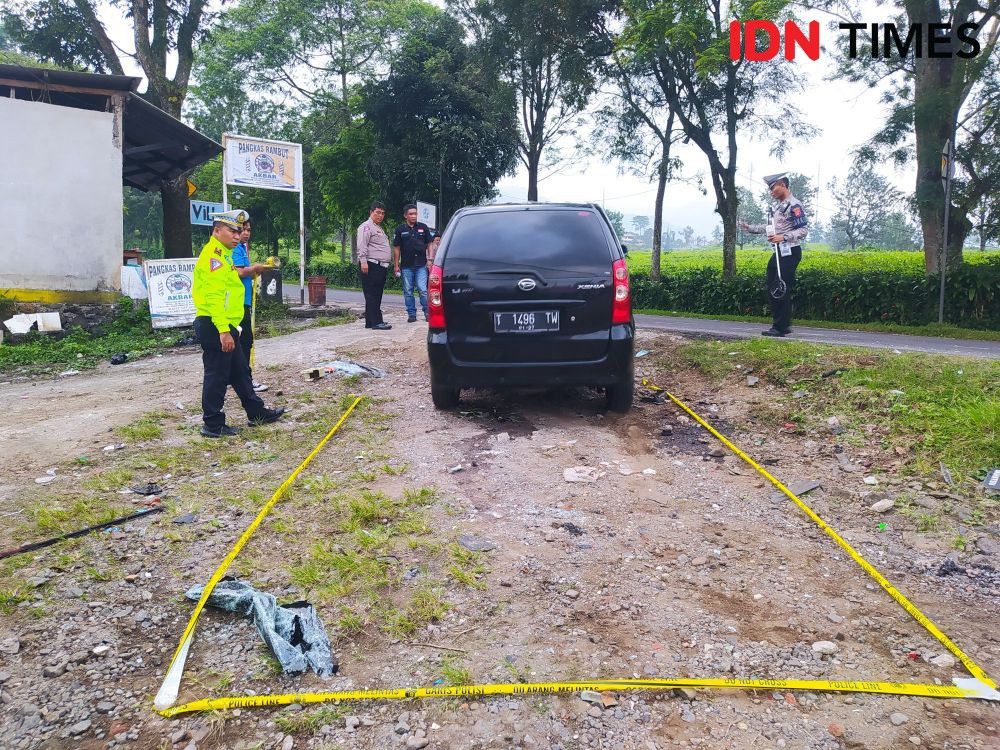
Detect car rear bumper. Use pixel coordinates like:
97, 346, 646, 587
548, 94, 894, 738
427, 323, 635, 388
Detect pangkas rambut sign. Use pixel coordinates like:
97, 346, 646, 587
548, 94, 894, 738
729, 20, 984, 61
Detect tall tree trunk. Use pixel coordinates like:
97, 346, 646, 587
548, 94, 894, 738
526, 146, 541, 202
350, 232, 358, 263
651, 147, 669, 284
715, 169, 738, 279
162, 174, 193, 258
340, 225, 347, 263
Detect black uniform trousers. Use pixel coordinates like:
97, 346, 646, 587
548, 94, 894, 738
360, 262, 388, 327
240, 304, 255, 380
765, 245, 802, 333
194, 316, 266, 430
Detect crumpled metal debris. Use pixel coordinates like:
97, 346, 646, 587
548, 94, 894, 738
185, 578, 337, 676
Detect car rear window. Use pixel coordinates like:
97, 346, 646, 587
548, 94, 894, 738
445, 209, 613, 272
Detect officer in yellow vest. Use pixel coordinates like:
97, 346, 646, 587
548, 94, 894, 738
193, 209, 284, 437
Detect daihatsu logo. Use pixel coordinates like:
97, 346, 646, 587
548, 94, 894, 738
517, 278, 536, 291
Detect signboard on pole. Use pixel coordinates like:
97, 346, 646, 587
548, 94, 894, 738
223, 134, 303, 192
416, 201, 437, 230
145, 258, 196, 329
222, 133, 306, 303
190, 200, 226, 226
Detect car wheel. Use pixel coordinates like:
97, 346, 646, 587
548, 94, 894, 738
431, 383, 461, 410
606, 378, 634, 413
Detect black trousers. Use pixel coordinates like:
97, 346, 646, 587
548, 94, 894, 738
240, 304, 254, 380
765, 245, 802, 332
194, 316, 266, 429
360, 262, 388, 327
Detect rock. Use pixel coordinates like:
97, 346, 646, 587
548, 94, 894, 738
811, 641, 839, 655
680, 708, 696, 723
930, 653, 956, 668
863, 476, 880, 486
691, 556, 709, 567
563, 466, 602, 483
96, 701, 114, 714
827, 723, 845, 738
770, 480, 821, 503
836, 453, 859, 472
92, 644, 111, 657
746, 376, 759, 387
793, 390, 808, 399
69, 719, 92, 736
870, 499, 895, 513
172, 513, 198, 525
827, 612, 845, 624
0, 671, 11, 683
565, 589, 580, 599
345, 716, 361, 730
0, 637, 19, 655
890, 712, 909, 726
281, 736, 294, 750
42, 663, 66, 678
707, 448, 725, 458
975, 536, 999, 556
458, 535, 497, 552
909, 737, 922, 746
405, 739, 430, 750
170, 729, 189, 743
587, 706, 602, 719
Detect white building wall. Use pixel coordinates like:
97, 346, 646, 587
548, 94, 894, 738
0, 97, 123, 292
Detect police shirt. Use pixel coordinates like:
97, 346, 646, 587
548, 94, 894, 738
747, 195, 809, 246
392, 221, 433, 268
193, 236, 246, 333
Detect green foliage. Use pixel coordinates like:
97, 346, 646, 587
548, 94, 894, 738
627, 250, 1000, 329
0, 298, 184, 374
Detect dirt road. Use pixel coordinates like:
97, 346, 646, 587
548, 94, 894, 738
0, 310, 997, 750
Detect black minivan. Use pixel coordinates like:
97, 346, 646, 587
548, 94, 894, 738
426, 203, 634, 411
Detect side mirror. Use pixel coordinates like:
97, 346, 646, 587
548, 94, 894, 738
621, 244, 629, 255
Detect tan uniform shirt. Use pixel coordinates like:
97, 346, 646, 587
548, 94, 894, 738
747, 195, 809, 246
357, 218, 391, 265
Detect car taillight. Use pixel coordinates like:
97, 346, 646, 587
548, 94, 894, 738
611, 258, 631, 324
428, 264, 445, 328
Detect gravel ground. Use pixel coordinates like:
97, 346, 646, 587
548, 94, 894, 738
0, 314, 997, 750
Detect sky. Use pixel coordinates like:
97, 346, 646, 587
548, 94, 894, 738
95, 1, 916, 235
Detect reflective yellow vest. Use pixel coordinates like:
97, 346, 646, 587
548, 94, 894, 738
192, 235, 245, 332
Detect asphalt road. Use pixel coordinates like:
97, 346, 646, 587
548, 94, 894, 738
283, 284, 1000, 360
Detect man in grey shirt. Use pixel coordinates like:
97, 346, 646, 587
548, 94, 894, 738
357, 201, 393, 330
740, 173, 808, 336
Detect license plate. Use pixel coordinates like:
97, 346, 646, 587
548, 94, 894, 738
493, 310, 559, 333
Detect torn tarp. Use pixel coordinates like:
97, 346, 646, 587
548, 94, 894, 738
185, 578, 338, 676
302, 359, 386, 381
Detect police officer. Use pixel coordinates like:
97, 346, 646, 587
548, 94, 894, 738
357, 201, 393, 330
231, 217, 271, 391
192, 210, 284, 438
739, 173, 808, 336
392, 204, 433, 322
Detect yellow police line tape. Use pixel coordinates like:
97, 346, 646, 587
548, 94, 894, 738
154, 395, 365, 713
649, 382, 997, 691
155, 389, 999, 718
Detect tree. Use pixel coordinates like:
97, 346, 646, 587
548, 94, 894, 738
816, 0, 1000, 270
682, 225, 694, 247
606, 210, 626, 236
6, 0, 213, 258
968, 192, 1000, 252
361, 9, 519, 225
632, 215, 651, 236
453, 0, 612, 201
594, 33, 682, 282
620, 0, 813, 278
829, 159, 904, 250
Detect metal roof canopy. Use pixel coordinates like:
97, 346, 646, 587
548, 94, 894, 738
0, 64, 222, 192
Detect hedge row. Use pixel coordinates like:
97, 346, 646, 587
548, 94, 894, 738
286, 257, 1000, 329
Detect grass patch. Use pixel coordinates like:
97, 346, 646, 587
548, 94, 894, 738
275, 705, 345, 734
440, 657, 473, 686
447, 544, 488, 589
675, 339, 999, 481
117, 411, 170, 441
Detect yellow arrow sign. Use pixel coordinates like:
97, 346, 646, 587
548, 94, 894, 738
187, 180, 197, 197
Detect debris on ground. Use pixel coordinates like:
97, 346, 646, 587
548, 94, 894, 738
130, 483, 163, 496
302, 359, 386, 381
3, 312, 62, 335
635, 349, 651, 358
185, 578, 337, 677
563, 466, 603, 483
110, 353, 128, 365
172, 513, 197, 525
448, 464, 463, 474
458, 535, 497, 552
769, 480, 821, 503
557, 522, 585, 536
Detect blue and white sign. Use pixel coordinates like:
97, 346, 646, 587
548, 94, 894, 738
416, 201, 437, 230
190, 200, 226, 226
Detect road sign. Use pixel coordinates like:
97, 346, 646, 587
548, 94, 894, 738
187, 179, 198, 197
190, 200, 225, 226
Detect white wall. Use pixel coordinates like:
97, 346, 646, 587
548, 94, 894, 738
0, 97, 123, 292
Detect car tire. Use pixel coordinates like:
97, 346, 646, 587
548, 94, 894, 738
431, 383, 461, 410
606, 378, 634, 413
